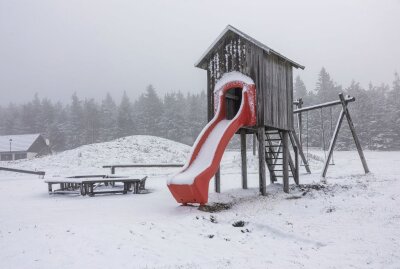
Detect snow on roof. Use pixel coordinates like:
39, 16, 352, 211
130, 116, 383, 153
0, 134, 41, 152
195, 25, 305, 70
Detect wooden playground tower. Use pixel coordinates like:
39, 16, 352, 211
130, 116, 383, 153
195, 25, 369, 194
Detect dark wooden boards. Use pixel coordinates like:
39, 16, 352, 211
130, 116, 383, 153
204, 34, 295, 132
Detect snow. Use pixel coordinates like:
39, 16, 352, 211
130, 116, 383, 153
214, 71, 254, 93
0, 133, 41, 152
169, 120, 230, 185
0, 135, 190, 177
0, 136, 399, 268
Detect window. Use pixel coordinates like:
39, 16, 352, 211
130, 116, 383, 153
14, 153, 27, 160
1, 154, 13, 161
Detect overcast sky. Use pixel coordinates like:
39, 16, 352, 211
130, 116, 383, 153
0, 0, 399, 105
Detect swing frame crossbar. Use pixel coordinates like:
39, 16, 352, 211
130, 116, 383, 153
293, 96, 355, 114
293, 93, 369, 178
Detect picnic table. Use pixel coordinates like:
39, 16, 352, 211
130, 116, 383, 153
45, 175, 147, 196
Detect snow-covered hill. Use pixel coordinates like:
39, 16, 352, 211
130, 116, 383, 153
0, 135, 191, 176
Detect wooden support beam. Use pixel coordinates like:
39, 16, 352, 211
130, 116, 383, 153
294, 146, 299, 184
253, 133, 257, 156
240, 130, 248, 189
339, 93, 370, 174
282, 131, 289, 193
215, 168, 221, 193
296, 98, 303, 147
287, 147, 296, 184
289, 130, 311, 173
257, 126, 267, 196
322, 108, 345, 177
294, 96, 355, 114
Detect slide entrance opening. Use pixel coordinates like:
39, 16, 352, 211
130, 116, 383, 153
225, 87, 242, 120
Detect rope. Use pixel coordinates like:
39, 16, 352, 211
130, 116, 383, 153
320, 108, 327, 160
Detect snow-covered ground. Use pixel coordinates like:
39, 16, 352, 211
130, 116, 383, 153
0, 136, 399, 268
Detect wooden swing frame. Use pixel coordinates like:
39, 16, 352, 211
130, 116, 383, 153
293, 93, 369, 177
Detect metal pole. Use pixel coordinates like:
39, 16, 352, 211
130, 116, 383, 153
9, 138, 12, 161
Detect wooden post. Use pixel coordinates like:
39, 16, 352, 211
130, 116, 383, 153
289, 130, 311, 173
111, 166, 115, 174
339, 93, 370, 174
215, 169, 221, 193
240, 130, 248, 189
322, 109, 345, 177
257, 126, 267, 195
297, 98, 303, 147
282, 131, 289, 193
294, 145, 299, 185
253, 133, 257, 156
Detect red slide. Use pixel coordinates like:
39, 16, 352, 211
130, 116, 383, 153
167, 72, 257, 205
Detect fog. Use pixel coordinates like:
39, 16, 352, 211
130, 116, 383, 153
0, 0, 399, 104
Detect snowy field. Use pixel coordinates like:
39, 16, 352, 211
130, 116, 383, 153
0, 136, 399, 268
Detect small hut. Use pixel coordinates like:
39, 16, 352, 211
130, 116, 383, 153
195, 25, 306, 194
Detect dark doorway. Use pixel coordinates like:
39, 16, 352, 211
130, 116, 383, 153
225, 88, 242, 120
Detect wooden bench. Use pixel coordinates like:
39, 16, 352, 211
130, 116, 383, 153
45, 175, 147, 196
102, 164, 184, 174
0, 166, 45, 178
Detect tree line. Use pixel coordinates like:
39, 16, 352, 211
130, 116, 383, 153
0, 68, 399, 152
294, 68, 400, 151
0, 85, 207, 151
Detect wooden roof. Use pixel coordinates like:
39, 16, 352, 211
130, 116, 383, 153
195, 25, 305, 70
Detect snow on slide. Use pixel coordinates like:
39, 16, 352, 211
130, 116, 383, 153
168, 72, 257, 204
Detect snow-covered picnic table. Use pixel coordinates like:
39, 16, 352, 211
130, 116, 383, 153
45, 175, 147, 196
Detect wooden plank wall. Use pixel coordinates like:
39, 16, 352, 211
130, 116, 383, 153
205, 33, 294, 131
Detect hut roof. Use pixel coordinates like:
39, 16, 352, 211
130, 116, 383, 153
0, 134, 42, 152
195, 25, 305, 70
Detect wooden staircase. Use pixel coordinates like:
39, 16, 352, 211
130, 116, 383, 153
264, 130, 299, 185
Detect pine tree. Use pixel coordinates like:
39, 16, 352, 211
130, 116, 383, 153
315, 68, 341, 102
294, 76, 307, 99
82, 98, 101, 144
386, 72, 400, 148
67, 93, 84, 148
117, 91, 134, 138
133, 85, 163, 136
99, 93, 118, 141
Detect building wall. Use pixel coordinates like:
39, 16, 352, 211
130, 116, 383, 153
0, 152, 35, 161
205, 33, 294, 131
27, 136, 51, 156
27, 152, 37, 159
